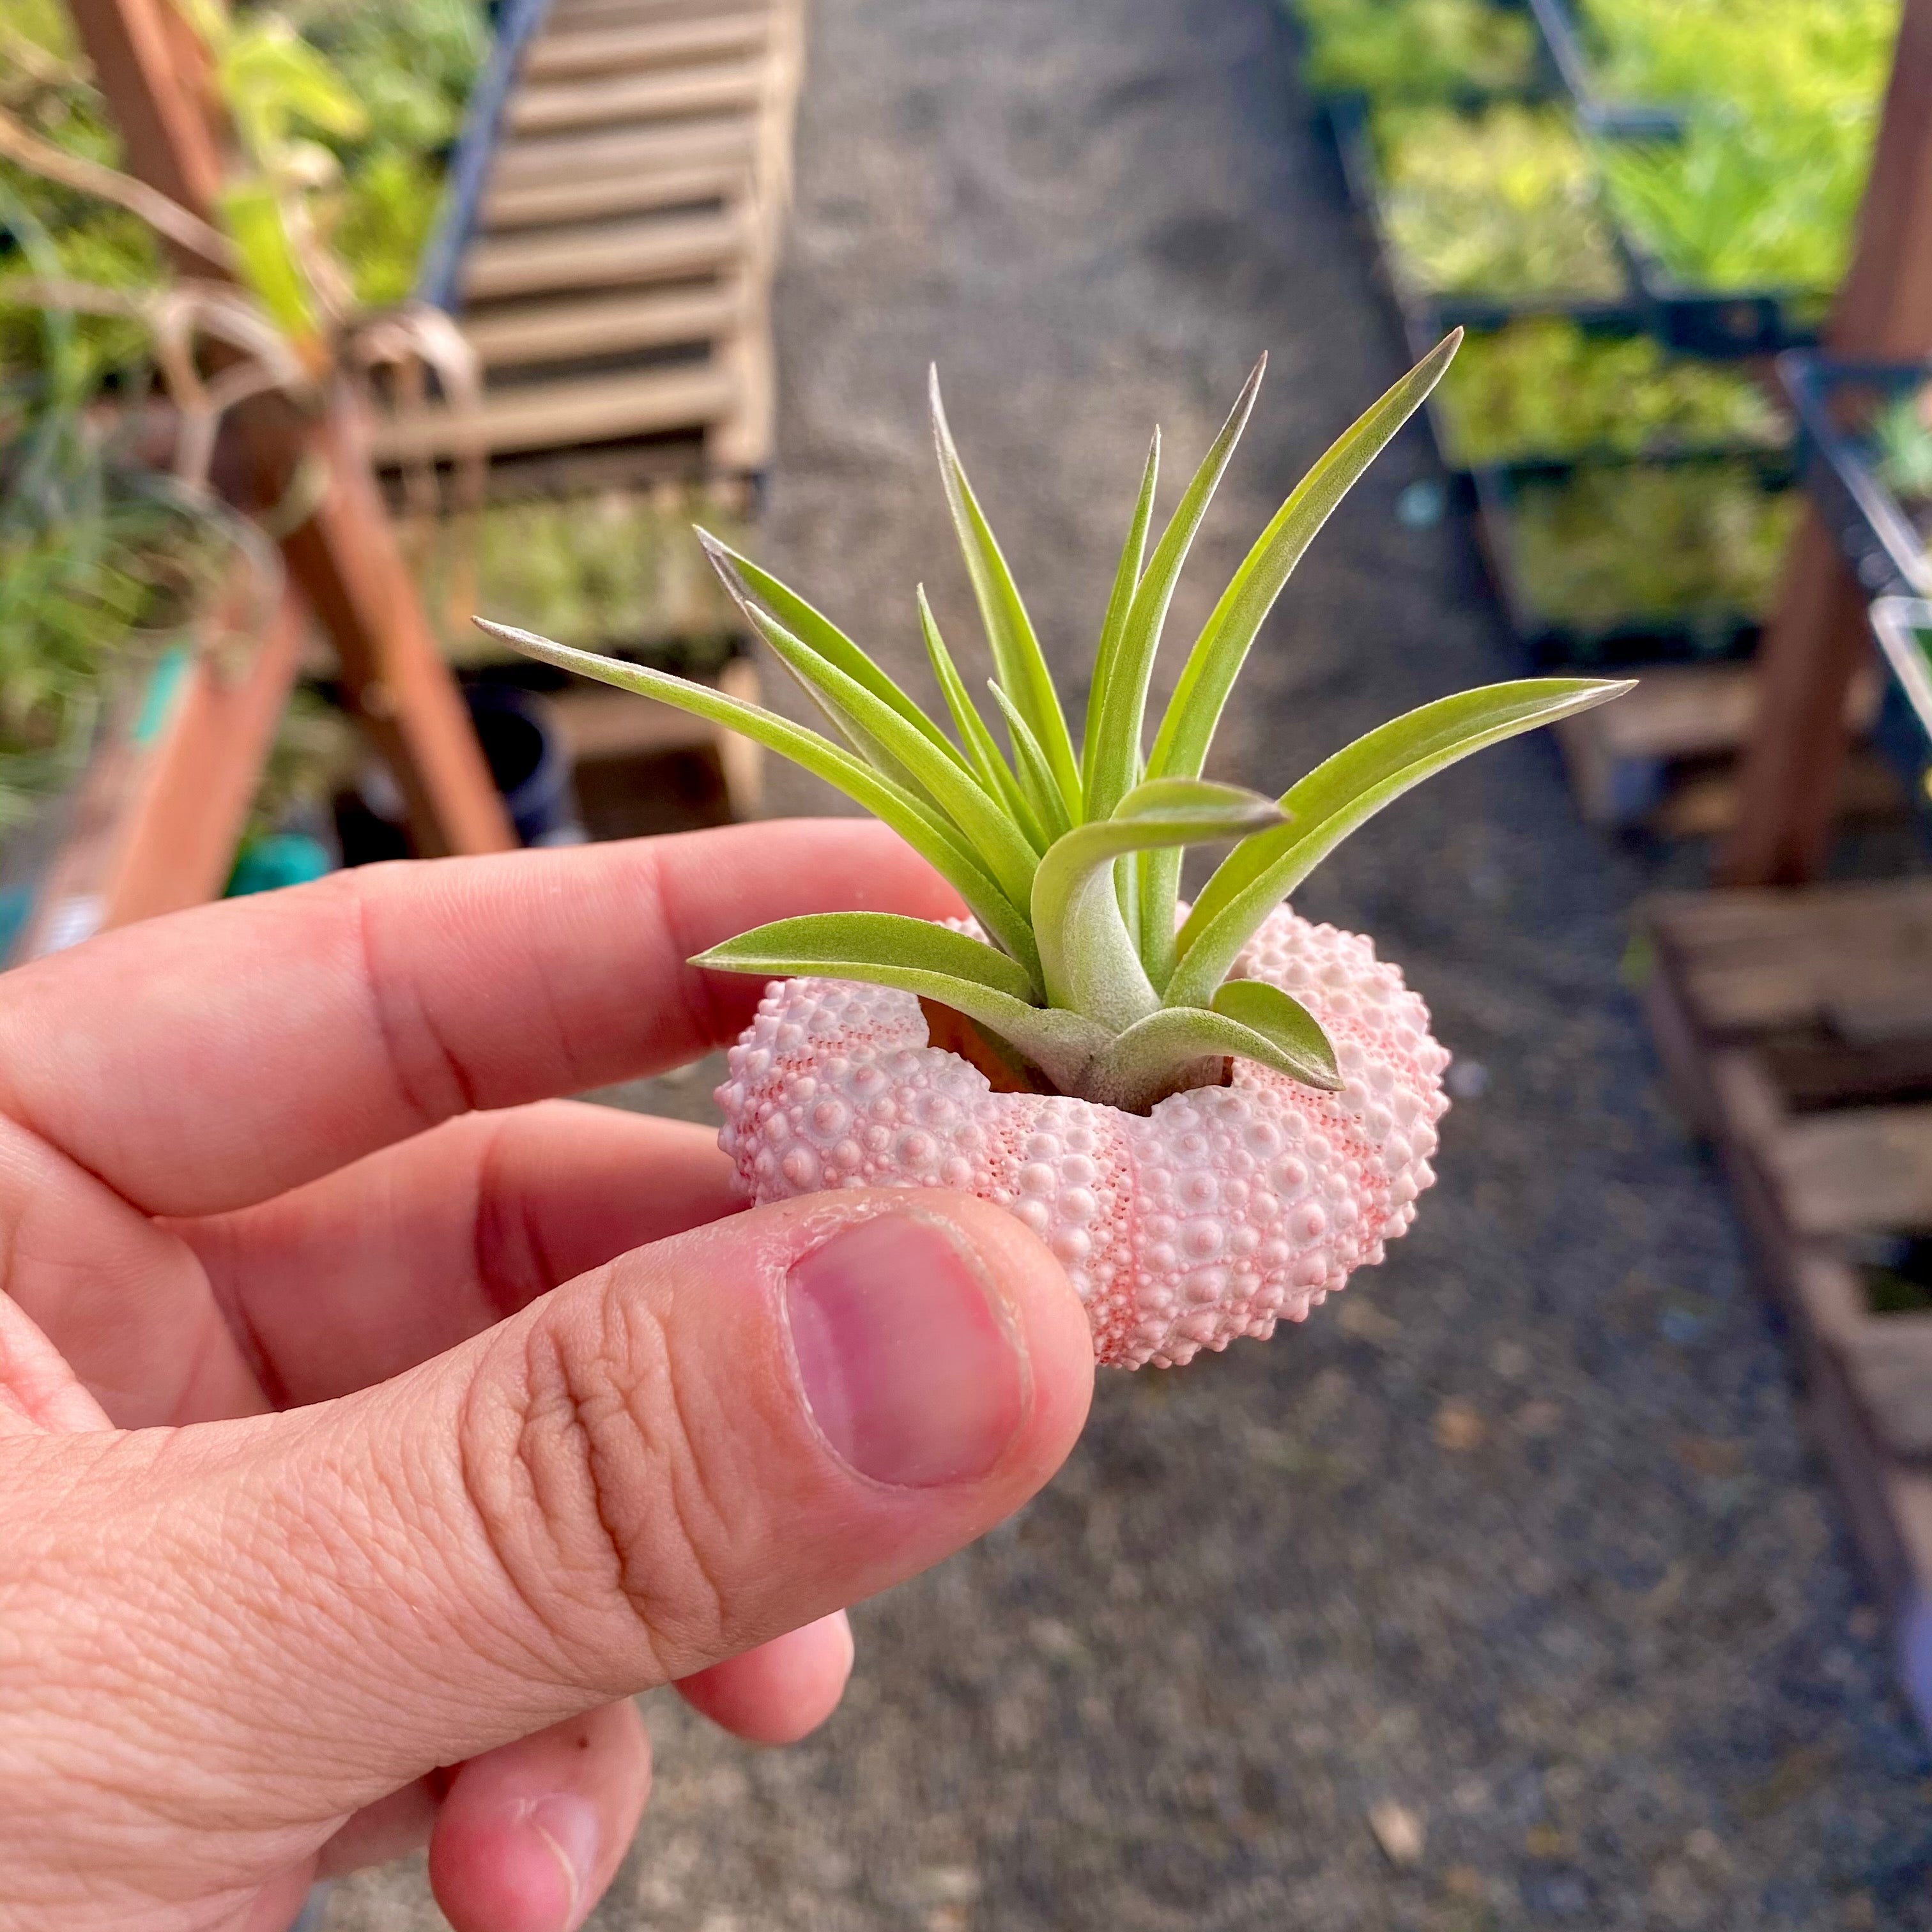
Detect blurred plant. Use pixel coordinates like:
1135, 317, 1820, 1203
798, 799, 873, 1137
1375, 105, 1625, 298
1434, 318, 1787, 465
277, 0, 486, 307
1510, 461, 1799, 627
0, 201, 259, 827
1599, 114, 1876, 293
432, 489, 753, 670
1578, 0, 1898, 123
1291, 0, 1537, 100
1871, 384, 1932, 504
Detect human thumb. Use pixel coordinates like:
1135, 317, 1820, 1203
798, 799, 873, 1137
1, 1192, 1092, 1882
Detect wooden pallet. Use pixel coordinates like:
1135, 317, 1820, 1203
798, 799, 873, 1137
1641, 880, 1932, 1731
1554, 661, 1901, 837
374, 0, 804, 485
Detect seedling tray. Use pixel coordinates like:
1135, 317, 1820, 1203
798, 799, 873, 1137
1322, 95, 1643, 342
1782, 353, 1932, 601
1471, 454, 1795, 668
1522, 0, 1686, 138
1614, 230, 1827, 360
1287, 0, 1558, 116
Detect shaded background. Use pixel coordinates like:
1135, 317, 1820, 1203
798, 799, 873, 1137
328, 0, 1932, 1925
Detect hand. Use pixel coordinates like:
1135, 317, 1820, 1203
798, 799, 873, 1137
0, 821, 1094, 1932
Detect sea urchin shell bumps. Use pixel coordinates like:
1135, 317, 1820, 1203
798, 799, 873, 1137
717, 907, 1450, 1369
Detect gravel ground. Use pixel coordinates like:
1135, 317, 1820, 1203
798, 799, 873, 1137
325, 1, 1932, 1927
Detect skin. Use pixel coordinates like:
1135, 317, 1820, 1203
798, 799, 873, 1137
0, 820, 1096, 1932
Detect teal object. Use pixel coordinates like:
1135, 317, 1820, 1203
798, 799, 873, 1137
226, 834, 334, 898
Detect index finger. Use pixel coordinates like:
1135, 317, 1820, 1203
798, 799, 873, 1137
0, 819, 961, 1217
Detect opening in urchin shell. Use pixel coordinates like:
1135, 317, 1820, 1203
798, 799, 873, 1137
916, 999, 1232, 1116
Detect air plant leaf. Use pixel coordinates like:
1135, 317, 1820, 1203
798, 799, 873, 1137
1031, 778, 1287, 1034
917, 589, 1046, 848
985, 680, 1073, 841
1165, 677, 1630, 1009
1082, 430, 1161, 781
1208, 978, 1340, 1083
1084, 1001, 1342, 1116
1085, 358, 1265, 823
694, 914, 1105, 1092
929, 367, 1083, 814
1136, 330, 1462, 981
698, 530, 966, 771
471, 618, 1039, 975
707, 588, 1043, 912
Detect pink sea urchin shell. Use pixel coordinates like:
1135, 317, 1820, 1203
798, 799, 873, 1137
715, 907, 1451, 1368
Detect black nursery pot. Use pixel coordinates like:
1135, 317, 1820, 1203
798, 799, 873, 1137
463, 682, 583, 847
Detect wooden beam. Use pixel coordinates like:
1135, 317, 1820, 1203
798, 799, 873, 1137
66, 0, 513, 861
1719, 0, 1932, 884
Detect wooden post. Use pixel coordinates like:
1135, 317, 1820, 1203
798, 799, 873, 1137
67, 0, 515, 859
1718, 0, 1932, 885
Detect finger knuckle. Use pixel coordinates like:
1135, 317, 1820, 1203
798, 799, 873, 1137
459, 1269, 738, 1680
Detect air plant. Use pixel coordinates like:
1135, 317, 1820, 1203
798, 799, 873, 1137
480, 341, 1627, 1367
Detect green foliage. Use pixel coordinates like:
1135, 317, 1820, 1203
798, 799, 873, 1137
279, 0, 487, 305
427, 491, 750, 668
1434, 318, 1787, 466
1291, 0, 1537, 100
1579, 0, 1898, 123
482, 345, 1627, 1113
1374, 105, 1625, 299
0, 6, 164, 381
1599, 116, 1875, 292
1579, 0, 1896, 293
1870, 387, 1932, 504
1509, 462, 1799, 627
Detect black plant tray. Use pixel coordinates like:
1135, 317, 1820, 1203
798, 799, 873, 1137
1469, 456, 1793, 668
1613, 229, 1828, 360
1782, 352, 1932, 601
1322, 95, 1644, 345
1522, 0, 1687, 137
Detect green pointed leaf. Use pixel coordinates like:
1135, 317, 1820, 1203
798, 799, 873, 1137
1165, 677, 1632, 1009
929, 367, 1082, 813
917, 589, 1047, 849
1209, 978, 1339, 1084
719, 592, 1042, 912
473, 618, 1038, 977
1086, 358, 1265, 823
698, 531, 967, 772
1031, 778, 1287, 1034
1138, 332, 1463, 979
985, 680, 1073, 841
693, 912, 1039, 1002
1084, 1002, 1343, 1114
694, 914, 1106, 1093
1082, 430, 1161, 783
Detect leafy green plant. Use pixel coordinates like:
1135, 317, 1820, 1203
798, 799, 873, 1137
1579, 0, 1898, 123
426, 489, 751, 668
478, 341, 1625, 1112
279, 0, 487, 307
1434, 318, 1787, 465
1374, 104, 1625, 299
1599, 114, 1876, 292
1509, 460, 1799, 628
1871, 385, 1932, 505
1291, 0, 1537, 100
